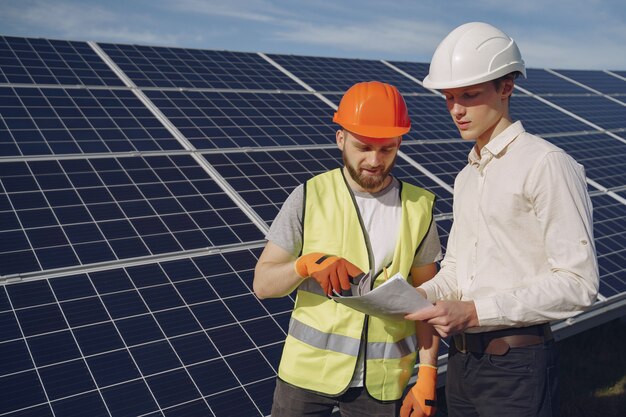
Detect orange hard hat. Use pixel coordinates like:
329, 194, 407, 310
333, 81, 411, 138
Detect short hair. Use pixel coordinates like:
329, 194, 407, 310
492, 72, 521, 107
491, 71, 521, 90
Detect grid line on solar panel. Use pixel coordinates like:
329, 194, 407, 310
0, 86, 183, 157
551, 69, 626, 95
203, 148, 342, 224
590, 194, 626, 298
516, 68, 591, 94
0, 249, 289, 416
400, 141, 473, 188
144, 89, 338, 149
98, 43, 306, 92
543, 95, 626, 132
0, 36, 124, 87
545, 133, 626, 189
385, 61, 431, 87
510, 95, 595, 136
0, 155, 265, 277
267, 54, 430, 94
202, 146, 455, 226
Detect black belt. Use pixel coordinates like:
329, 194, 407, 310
453, 324, 553, 355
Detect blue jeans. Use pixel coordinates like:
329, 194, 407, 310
446, 339, 559, 417
271, 378, 400, 417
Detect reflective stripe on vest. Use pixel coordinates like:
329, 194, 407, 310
289, 318, 417, 359
278, 168, 435, 401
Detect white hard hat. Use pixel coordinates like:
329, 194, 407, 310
423, 22, 526, 89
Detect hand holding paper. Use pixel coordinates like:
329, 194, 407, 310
332, 272, 432, 320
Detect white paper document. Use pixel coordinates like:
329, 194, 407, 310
332, 272, 432, 320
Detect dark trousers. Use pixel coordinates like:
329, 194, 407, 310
445, 339, 559, 417
271, 378, 400, 417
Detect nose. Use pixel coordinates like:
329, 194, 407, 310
450, 102, 466, 118
366, 150, 383, 167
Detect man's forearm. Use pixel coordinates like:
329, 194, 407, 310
254, 258, 304, 299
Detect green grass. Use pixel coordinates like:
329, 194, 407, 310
432, 318, 626, 416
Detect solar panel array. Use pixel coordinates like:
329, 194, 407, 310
1, 34, 625, 416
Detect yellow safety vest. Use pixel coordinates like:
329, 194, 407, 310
278, 168, 435, 401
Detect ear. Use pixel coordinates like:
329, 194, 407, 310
500, 78, 515, 99
336, 129, 345, 150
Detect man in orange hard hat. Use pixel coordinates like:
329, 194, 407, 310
403, 22, 599, 417
254, 81, 441, 416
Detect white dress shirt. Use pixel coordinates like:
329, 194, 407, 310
420, 121, 599, 332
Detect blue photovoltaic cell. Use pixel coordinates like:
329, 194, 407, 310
400, 141, 473, 188
99, 43, 304, 91
516, 68, 590, 94
203, 147, 453, 224
545, 133, 626, 189
0, 249, 291, 417
544, 95, 626, 132
510, 95, 592, 136
0, 36, 124, 87
203, 148, 341, 223
145, 90, 337, 149
552, 69, 626, 95
0, 155, 264, 276
0, 86, 182, 156
590, 194, 626, 297
402, 95, 460, 140
267, 54, 430, 94
386, 61, 432, 86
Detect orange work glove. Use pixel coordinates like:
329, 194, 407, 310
400, 364, 437, 417
295, 252, 364, 296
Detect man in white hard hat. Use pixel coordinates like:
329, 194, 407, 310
402, 22, 599, 417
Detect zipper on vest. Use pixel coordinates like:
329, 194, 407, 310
340, 169, 376, 394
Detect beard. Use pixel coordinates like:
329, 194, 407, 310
343, 152, 396, 191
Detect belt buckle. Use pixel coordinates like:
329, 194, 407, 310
455, 333, 468, 353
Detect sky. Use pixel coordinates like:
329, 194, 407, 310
1, 0, 625, 71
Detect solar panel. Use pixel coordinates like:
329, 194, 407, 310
0, 248, 288, 417
0, 155, 264, 276
552, 69, 626, 95
591, 194, 626, 297
0, 86, 182, 156
99, 43, 305, 91
545, 133, 626, 189
267, 54, 430, 93
145, 90, 337, 149
1, 34, 625, 417
0, 36, 124, 87
386, 61, 432, 86
542, 95, 626, 132
516, 68, 590, 94
510, 95, 593, 136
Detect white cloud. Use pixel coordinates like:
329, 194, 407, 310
162, 0, 296, 22
272, 18, 447, 60
0, 0, 179, 45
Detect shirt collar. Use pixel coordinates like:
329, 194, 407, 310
467, 121, 525, 165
